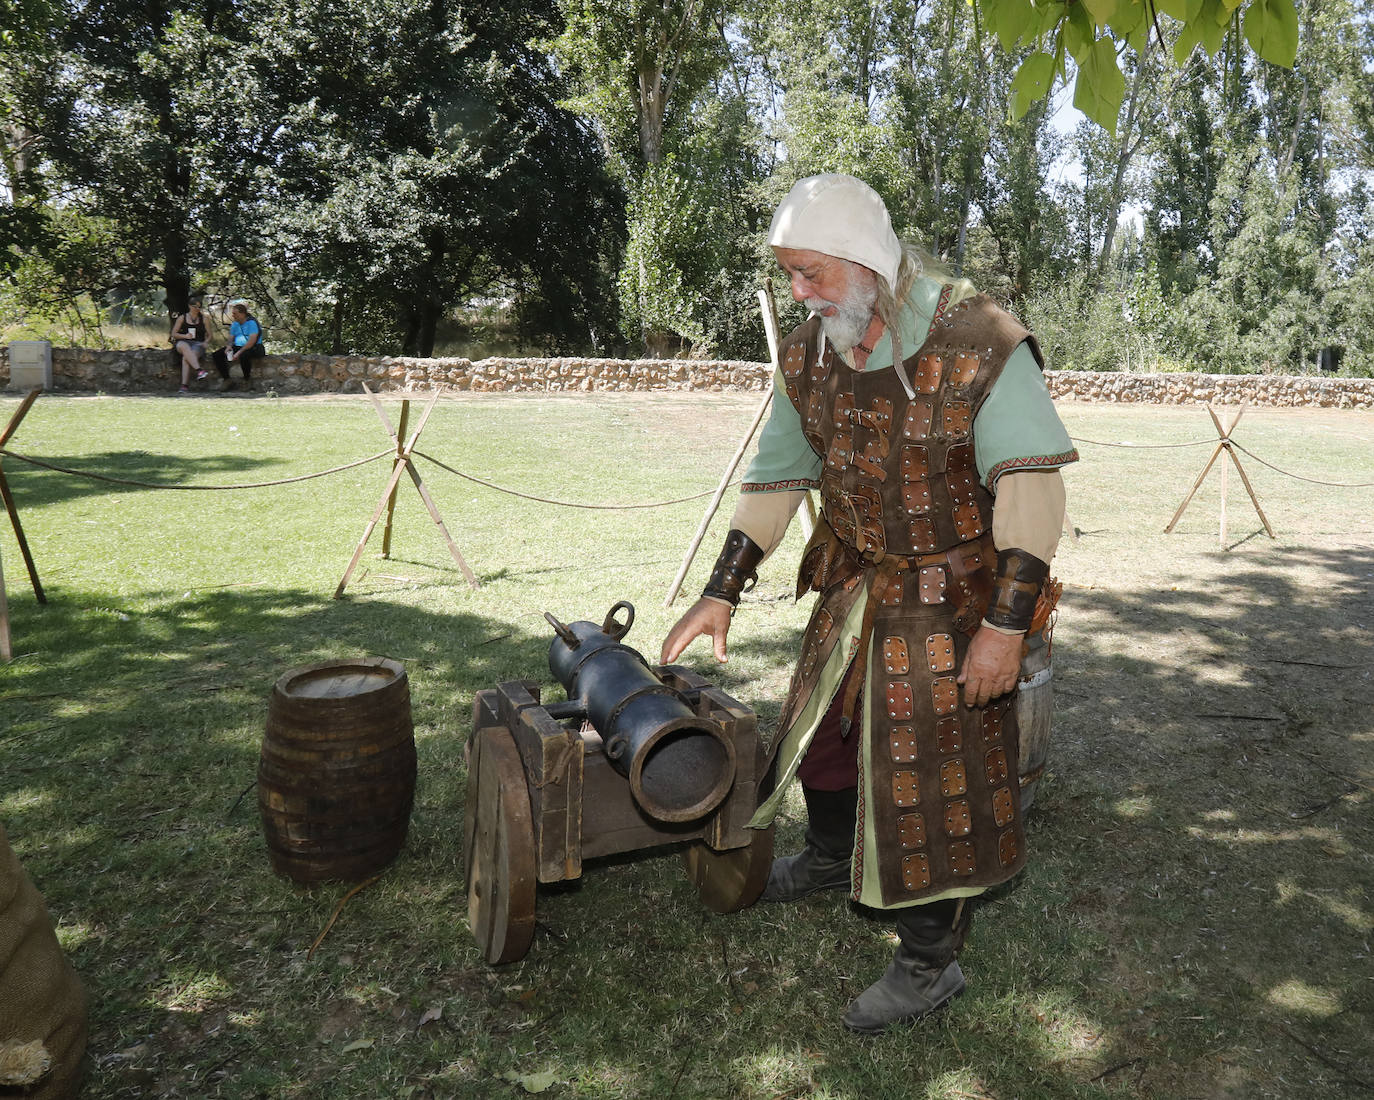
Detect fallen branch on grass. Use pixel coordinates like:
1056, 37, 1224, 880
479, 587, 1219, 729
308, 874, 383, 961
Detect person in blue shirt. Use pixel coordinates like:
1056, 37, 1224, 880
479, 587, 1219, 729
211, 299, 266, 391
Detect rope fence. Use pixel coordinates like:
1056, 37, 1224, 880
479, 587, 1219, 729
1229, 442, 1374, 488
1067, 435, 1374, 487
1068, 435, 1216, 449
2, 436, 1369, 500
411, 450, 738, 510
0, 448, 395, 490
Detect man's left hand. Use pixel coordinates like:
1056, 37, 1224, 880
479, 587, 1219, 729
957, 626, 1023, 708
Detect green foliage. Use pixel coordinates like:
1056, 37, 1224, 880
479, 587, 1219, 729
982, 0, 1300, 133
617, 159, 714, 351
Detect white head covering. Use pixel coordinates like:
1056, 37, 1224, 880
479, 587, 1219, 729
768, 174, 901, 288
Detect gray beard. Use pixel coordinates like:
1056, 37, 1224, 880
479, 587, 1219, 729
811, 286, 876, 353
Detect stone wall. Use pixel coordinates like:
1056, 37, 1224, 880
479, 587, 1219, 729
0, 345, 772, 394
1045, 371, 1374, 409
2, 344, 1372, 407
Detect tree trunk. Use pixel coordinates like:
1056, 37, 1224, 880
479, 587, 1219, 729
1095, 53, 1152, 282
331, 297, 344, 355
404, 231, 447, 357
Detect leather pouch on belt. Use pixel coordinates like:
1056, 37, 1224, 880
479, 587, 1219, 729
795, 512, 857, 598
1028, 576, 1062, 636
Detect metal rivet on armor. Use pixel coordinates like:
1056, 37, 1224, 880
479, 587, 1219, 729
889, 725, 918, 764
943, 800, 972, 838
903, 852, 931, 889
931, 676, 958, 717
940, 758, 968, 797
897, 812, 926, 849
949, 841, 976, 876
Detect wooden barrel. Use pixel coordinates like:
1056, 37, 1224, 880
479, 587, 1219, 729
1016, 630, 1054, 812
258, 658, 416, 883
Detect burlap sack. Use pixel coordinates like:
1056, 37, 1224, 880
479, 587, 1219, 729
0, 820, 87, 1098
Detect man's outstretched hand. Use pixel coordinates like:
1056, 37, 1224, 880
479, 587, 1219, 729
957, 626, 1023, 708
660, 598, 733, 665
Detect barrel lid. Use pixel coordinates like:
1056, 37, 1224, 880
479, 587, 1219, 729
275, 658, 406, 701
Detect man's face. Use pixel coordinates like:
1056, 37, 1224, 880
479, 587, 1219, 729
773, 246, 878, 352
231, 306, 247, 322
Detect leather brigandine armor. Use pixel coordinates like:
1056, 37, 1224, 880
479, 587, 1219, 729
771, 293, 1046, 907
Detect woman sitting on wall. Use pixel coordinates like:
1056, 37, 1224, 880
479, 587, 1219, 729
170, 296, 209, 393
212, 299, 266, 392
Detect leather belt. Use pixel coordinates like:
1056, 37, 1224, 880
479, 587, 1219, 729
837, 532, 994, 737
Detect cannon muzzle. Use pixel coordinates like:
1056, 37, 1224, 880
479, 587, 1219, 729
546, 602, 735, 823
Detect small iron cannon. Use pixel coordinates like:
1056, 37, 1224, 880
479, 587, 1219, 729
543, 601, 735, 823
464, 602, 772, 965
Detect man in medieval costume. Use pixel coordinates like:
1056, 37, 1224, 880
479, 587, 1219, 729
661, 174, 1078, 1034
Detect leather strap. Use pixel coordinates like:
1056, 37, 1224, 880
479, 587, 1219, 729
836, 532, 995, 737
985, 548, 1049, 633
702, 529, 765, 607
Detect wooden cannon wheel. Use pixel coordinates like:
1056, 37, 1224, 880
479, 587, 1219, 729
465, 728, 536, 965
683, 825, 774, 914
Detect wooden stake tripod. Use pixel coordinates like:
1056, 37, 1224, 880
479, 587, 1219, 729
0, 389, 48, 661
334, 386, 479, 598
1164, 404, 1276, 549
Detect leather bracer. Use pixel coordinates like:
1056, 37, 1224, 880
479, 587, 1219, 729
702, 529, 765, 607
985, 548, 1049, 633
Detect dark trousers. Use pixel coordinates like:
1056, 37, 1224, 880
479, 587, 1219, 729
796, 661, 861, 791
213, 343, 264, 379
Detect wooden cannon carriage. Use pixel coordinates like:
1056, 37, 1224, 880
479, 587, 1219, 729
464, 603, 774, 965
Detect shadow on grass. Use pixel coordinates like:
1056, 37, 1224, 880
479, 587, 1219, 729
3, 450, 297, 506
2, 542, 1371, 1098
1002, 542, 1374, 1097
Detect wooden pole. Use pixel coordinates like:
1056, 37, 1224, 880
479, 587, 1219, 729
1164, 403, 1274, 545
755, 282, 815, 541
0, 545, 11, 662
0, 388, 46, 602
380, 400, 410, 559
336, 387, 480, 597
663, 284, 786, 609
1218, 414, 1230, 550
664, 389, 773, 608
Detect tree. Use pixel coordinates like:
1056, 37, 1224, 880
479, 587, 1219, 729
244, 0, 621, 356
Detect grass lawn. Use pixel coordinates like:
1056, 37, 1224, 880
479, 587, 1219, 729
1, 391, 1372, 1100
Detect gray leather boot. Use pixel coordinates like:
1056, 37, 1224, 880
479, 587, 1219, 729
842, 899, 972, 1034
760, 786, 856, 902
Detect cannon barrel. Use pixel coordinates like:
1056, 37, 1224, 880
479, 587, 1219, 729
546, 602, 735, 823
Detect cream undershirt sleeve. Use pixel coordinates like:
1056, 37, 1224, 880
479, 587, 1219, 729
983, 468, 1066, 635
729, 489, 808, 561
991, 469, 1066, 564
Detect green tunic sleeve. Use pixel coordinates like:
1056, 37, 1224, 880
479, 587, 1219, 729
972, 344, 1079, 490
740, 368, 823, 492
